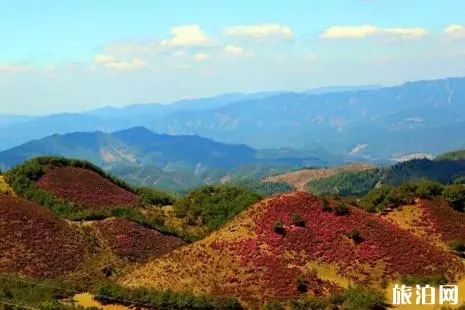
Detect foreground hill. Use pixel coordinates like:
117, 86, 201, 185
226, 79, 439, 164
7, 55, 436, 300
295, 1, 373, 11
0, 194, 88, 278
120, 192, 464, 307
1, 158, 188, 286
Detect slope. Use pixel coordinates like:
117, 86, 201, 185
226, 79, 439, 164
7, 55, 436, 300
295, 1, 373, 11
385, 198, 465, 250
306, 157, 465, 197
120, 192, 464, 307
263, 164, 372, 191
0, 194, 88, 278
37, 166, 140, 210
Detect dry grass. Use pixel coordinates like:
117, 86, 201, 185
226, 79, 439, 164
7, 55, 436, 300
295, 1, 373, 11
263, 164, 372, 191
72, 293, 127, 310
120, 193, 463, 307
0, 175, 15, 196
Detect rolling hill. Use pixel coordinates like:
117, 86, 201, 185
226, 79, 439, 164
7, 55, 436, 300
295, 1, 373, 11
0, 194, 89, 278
0, 157, 187, 284
304, 157, 465, 197
263, 164, 372, 191
120, 192, 464, 308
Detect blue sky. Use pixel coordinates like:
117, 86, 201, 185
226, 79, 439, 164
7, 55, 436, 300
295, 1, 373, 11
1, 0, 465, 114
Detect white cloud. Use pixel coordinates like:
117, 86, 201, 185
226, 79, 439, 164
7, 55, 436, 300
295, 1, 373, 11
43, 65, 56, 72
172, 50, 185, 57
93, 54, 116, 64
92, 54, 146, 71
223, 44, 254, 58
306, 53, 319, 61
194, 53, 210, 62
104, 58, 146, 71
103, 41, 158, 55
223, 24, 293, 40
0, 64, 30, 73
320, 25, 428, 39
161, 24, 215, 47
444, 25, 465, 39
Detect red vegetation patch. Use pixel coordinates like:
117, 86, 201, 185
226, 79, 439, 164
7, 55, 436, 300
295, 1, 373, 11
124, 193, 465, 305
0, 194, 87, 278
37, 167, 140, 210
248, 193, 462, 278
211, 193, 464, 294
418, 199, 465, 242
94, 218, 184, 261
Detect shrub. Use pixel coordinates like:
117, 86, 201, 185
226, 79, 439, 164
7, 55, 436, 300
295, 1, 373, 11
346, 230, 364, 244
449, 240, 465, 252
291, 213, 305, 227
401, 275, 447, 286
93, 282, 243, 310
453, 176, 465, 185
334, 202, 350, 216
332, 286, 387, 310
296, 278, 308, 293
290, 298, 329, 310
321, 196, 333, 212
415, 180, 444, 199
442, 185, 465, 212
264, 301, 286, 310
135, 186, 175, 206
273, 221, 285, 235
173, 185, 262, 230
0, 274, 79, 309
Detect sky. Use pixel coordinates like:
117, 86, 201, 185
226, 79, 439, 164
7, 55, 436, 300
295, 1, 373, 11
1, 0, 465, 115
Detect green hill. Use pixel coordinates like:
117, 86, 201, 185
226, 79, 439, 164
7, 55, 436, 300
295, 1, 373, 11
307, 157, 465, 197
435, 149, 465, 161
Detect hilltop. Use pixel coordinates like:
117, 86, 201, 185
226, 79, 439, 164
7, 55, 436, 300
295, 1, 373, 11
263, 164, 372, 191
436, 149, 465, 161
120, 192, 464, 308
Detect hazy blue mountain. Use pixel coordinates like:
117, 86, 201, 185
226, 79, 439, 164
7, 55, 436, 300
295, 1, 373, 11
0, 92, 285, 151
0, 114, 37, 128
305, 85, 382, 94
0, 127, 343, 191
2, 78, 465, 159
147, 77, 465, 157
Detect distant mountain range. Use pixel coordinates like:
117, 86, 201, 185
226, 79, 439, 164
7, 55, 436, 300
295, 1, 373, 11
0, 127, 348, 191
1, 78, 465, 159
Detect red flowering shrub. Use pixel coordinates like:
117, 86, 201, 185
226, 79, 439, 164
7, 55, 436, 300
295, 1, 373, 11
418, 199, 465, 243
37, 166, 140, 210
125, 192, 465, 305
94, 218, 184, 261
247, 193, 462, 279
0, 194, 87, 277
